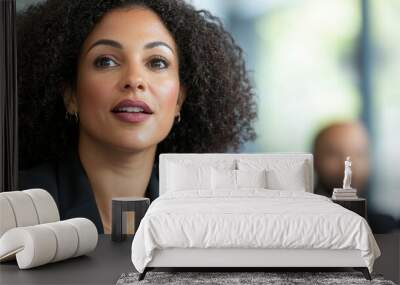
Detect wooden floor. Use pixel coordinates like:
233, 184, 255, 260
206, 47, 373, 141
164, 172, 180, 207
373, 233, 400, 284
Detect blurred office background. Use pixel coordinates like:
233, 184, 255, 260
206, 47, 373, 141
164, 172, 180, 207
17, 0, 399, 221
189, 0, 400, 222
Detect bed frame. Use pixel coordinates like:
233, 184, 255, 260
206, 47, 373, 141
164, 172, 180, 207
138, 153, 372, 280
139, 248, 371, 280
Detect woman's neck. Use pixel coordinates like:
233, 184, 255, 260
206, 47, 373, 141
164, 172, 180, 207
78, 133, 157, 234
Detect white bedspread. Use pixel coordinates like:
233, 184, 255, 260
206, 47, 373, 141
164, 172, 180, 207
131, 190, 380, 273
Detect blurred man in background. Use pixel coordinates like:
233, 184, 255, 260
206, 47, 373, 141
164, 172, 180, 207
313, 121, 370, 197
312, 121, 398, 233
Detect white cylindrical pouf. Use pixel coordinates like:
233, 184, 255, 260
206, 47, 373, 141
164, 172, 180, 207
0, 218, 98, 269
0, 196, 17, 237
42, 221, 79, 262
24, 189, 60, 224
0, 226, 57, 269
0, 192, 39, 227
65, 218, 98, 257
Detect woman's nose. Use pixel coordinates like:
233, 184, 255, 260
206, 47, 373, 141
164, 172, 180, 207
120, 65, 146, 92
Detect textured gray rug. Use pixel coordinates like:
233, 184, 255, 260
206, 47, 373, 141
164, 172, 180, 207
116, 271, 396, 285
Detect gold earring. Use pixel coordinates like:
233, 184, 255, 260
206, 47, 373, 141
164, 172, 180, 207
73, 111, 79, 122
65, 111, 79, 123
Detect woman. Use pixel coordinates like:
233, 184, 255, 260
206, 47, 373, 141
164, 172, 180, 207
17, 0, 257, 233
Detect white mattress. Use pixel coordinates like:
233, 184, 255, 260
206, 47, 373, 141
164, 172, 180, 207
131, 190, 380, 273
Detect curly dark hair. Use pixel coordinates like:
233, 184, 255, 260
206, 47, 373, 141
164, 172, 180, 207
17, 0, 257, 170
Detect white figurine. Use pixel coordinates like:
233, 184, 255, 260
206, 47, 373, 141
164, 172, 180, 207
343, 156, 352, 189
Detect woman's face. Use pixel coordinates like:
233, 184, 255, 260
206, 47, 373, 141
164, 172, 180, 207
67, 7, 183, 153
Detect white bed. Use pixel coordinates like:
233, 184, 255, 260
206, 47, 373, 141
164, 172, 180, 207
131, 153, 380, 280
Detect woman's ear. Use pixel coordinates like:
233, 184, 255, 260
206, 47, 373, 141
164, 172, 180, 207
63, 86, 78, 114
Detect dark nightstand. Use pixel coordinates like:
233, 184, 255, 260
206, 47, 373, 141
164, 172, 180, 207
331, 198, 367, 219
111, 197, 150, 242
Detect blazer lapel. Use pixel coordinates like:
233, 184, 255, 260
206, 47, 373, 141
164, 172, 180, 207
56, 150, 160, 234
57, 151, 104, 233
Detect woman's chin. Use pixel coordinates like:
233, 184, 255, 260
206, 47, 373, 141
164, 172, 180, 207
107, 140, 158, 154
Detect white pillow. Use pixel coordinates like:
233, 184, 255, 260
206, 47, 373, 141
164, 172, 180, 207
167, 162, 211, 191
236, 169, 267, 188
211, 169, 268, 190
211, 168, 237, 190
266, 168, 306, 191
237, 159, 307, 191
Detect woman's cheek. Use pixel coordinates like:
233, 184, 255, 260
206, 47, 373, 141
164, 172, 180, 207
153, 80, 180, 135
78, 74, 115, 120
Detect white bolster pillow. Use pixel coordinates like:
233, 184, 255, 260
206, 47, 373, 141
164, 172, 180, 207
0, 218, 98, 269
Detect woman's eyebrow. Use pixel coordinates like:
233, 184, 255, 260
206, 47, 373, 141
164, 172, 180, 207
144, 41, 174, 54
86, 39, 122, 54
86, 39, 174, 54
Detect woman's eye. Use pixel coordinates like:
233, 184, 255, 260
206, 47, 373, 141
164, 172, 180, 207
148, 57, 169, 70
94, 56, 118, 68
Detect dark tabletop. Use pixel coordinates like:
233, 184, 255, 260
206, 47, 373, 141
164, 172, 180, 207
0, 235, 134, 285
1, 233, 399, 285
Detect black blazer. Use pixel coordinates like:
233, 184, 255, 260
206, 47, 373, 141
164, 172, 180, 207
18, 151, 159, 234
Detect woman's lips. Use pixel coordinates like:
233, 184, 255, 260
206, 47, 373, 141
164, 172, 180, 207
111, 99, 153, 123
112, 99, 153, 114
112, 112, 151, 123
